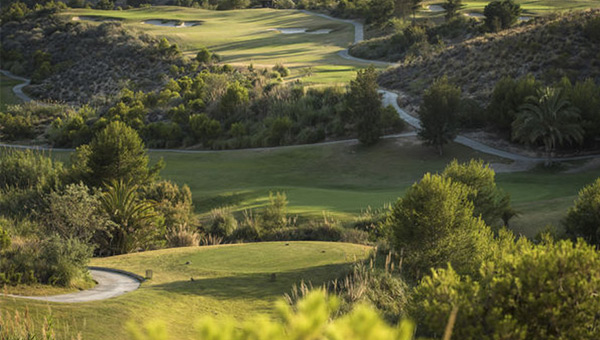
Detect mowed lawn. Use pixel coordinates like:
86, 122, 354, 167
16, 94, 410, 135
62, 7, 377, 84
49, 136, 599, 238
0, 75, 22, 110
419, 0, 600, 20
0, 242, 371, 340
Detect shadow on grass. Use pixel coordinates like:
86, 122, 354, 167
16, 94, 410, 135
147, 263, 353, 300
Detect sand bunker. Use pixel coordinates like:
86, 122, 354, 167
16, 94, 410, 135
427, 5, 445, 12
268, 28, 332, 34
142, 20, 201, 28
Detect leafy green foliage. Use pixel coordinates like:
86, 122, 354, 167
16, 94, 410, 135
487, 74, 542, 130
483, 0, 522, 32
443, 0, 462, 20
418, 76, 461, 155
0, 236, 92, 287
128, 290, 416, 340
195, 46, 212, 63
142, 180, 194, 230
386, 173, 493, 279
98, 180, 164, 255
565, 178, 600, 246
512, 87, 584, 163
412, 237, 600, 340
347, 66, 382, 146
441, 159, 513, 227
189, 113, 222, 146
44, 183, 110, 244
71, 121, 162, 187
0, 112, 34, 140
206, 206, 238, 237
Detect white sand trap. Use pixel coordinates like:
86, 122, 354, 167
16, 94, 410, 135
142, 20, 200, 28
268, 28, 332, 34
427, 5, 445, 12
519, 16, 532, 21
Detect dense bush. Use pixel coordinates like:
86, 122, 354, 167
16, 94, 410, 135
44, 183, 111, 244
0, 236, 92, 287
142, 180, 195, 229
386, 173, 493, 279
483, 0, 521, 32
0, 112, 35, 140
206, 207, 238, 237
487, 74, 542, 131
564, 178, 600, 246
412, 237, 600, 340
441, 159, 513, 227
347, 66, 383, 145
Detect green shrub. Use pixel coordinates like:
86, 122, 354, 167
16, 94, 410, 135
412, 237, 600, 340
273, 0, 295, 9
483, 0, 521, 32
195, 46, 212, 63
260, 191, 289, 229
487, 74, 541, 131
44, 183, 110, 244
273, 63, 290, 77
166, 224, 200, 247
0, 113, 35, 141
207, 207, 238, 237
564, 178, 600, 246
0, 236, 92, 287
386, 173, 493, 279
0, 149, 63, 192
142, 180, 194, 229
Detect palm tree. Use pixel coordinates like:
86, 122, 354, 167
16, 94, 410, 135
98, 180, 162, 255
512, 87, 584, 165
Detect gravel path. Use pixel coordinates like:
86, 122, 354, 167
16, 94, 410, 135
2, 268, 141, 303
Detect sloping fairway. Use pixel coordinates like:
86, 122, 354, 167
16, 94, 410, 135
47, 137, 600, 237
421, 0, 599, 17
62, 7, 372, 84
0, 242, 371, 339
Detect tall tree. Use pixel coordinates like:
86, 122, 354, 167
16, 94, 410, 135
71, 121, 163, 187
512, 87, 584, 165
418, 76, 461, 155
347, 66, 383, 146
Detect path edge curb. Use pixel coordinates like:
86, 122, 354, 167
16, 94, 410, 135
88, 266, 146, 282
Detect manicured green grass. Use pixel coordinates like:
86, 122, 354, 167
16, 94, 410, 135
422, 0, 599, 17
62, 7, 377, 84
0, 75, 22, 110
49, 137, 598, 237
1, 242, 371, 340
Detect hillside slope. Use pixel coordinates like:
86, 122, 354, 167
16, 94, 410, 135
1, 14, 185, 104
379, 10, 600, 106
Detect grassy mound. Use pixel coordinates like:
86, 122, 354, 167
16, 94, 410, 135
1, 241, 371, 339
379, 10, 600, 106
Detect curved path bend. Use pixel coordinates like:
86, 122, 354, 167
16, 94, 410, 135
2, 268, 141, 303
2, 12, 600, 163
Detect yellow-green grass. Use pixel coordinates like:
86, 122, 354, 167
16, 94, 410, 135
47, 137, 598, 237
421, 0, 599, 18
0, 75, 22, 111
61, 7, 379, 84
0, 242, 371, 340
